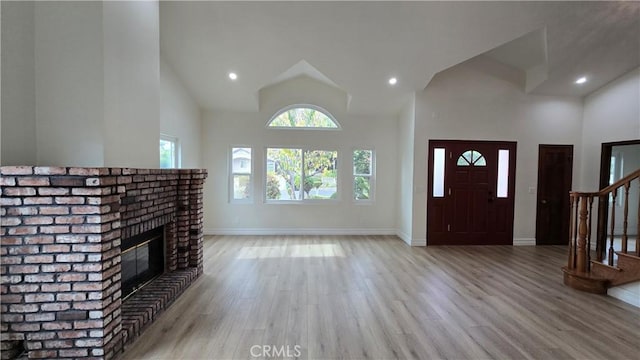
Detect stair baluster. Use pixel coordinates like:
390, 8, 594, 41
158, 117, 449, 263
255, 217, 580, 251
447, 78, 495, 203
568, 195, 576, 269
622, 182, 629, 254
563, 169, 640, 293
577, 195, 589, 273
609, 190, 617, 266
587, 197, 594, 268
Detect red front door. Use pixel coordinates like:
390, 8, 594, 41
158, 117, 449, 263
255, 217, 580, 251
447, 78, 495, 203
428, 140, 517, 245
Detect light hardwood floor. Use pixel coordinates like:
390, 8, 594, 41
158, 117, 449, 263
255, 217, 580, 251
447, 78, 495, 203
121, 235, 640, 360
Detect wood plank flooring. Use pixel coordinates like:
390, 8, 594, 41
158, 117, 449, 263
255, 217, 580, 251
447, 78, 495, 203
121, 235, 640, 360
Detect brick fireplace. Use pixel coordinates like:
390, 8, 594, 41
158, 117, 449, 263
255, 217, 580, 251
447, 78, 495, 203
0, 166, 207, 359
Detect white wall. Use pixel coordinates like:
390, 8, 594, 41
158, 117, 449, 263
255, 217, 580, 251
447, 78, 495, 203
0, 1, 2, 162
412, 56, 584, 245
1, 1, 36, 165
396, 96, 415, 244
582, 68, 640, 237
34, 2, 105, 167
103, 1, 160, 168
581, 68, 640, 191
1, 1, 162, 168
160, 59, 201, 168
201, 77, 397, 234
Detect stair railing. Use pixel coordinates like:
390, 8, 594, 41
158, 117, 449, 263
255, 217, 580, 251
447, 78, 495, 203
567, 169, 640, 274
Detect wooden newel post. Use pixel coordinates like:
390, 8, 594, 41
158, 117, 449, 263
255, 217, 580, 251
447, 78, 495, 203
576, 195, 589, 273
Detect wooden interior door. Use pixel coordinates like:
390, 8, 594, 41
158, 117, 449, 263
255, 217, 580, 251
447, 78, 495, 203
535, 145, 573, 245
428, 140, 517, 245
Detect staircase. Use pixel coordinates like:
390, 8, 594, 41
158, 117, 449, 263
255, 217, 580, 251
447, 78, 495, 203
562, 169, 640, 295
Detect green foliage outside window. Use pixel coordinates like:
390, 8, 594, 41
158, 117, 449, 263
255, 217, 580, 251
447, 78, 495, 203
353, 150, 373, 200
267, 148, 337, 200
268, 107, 338, 128
160, 139, 175, 169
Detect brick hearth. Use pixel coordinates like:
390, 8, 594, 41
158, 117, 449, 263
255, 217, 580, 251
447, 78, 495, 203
0, 166, 207, 359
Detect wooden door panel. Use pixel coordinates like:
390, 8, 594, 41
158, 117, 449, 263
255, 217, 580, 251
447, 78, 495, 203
453, 188, 471, 232
428, 140, 516, 246
455, 170, 469, 183
494, 204, 508, 233
431, 202, 446, 233
472, 191, 488, 232
472, 171, 489, 184
536, 145, 573, 245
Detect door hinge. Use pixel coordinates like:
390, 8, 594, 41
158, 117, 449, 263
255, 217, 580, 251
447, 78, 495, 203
448, 188, 451, 196
449, 152, 452, 159
447, 224, 451, 232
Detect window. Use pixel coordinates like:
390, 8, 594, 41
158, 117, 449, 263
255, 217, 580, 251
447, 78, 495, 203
432, 148, 445, 197
457, 150, 486, 166
266, 148, 338, 201
353, 150, 374, 201
267, 105, 340, 129
497, 149, 509, 198
160, 135, 179, 169
231, 147, 252, 201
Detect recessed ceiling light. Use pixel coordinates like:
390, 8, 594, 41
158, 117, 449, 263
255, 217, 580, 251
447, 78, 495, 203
228, 72, 238, 80
575, 76, 587, 84
388, 77, 397, 85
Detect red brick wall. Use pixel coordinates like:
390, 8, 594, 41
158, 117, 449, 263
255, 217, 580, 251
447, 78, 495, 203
1, 166, 207, 359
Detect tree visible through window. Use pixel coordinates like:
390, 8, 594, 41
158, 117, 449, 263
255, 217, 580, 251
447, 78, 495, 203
267, 106, 339, 129
266, 148, 338, 201
354, 150, 374, 201
160, 135, 178, 169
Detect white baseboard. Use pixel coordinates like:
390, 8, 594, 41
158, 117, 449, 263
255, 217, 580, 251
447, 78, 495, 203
411, 238, 427, 246
394, 230, 425, 246
204, 228, 397, 236
392, 230, 425, 247
513, 238, 536, 246
396, 230, 411, 245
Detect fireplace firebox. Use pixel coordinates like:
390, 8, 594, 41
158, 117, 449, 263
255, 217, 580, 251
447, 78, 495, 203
121, 227, 165, 299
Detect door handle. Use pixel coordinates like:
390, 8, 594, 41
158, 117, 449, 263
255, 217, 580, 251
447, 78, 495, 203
541, 199, 547, 204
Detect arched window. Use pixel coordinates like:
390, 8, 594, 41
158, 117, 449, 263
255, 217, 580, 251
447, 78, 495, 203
267, 105, 340, 129
457, 150, 486, 166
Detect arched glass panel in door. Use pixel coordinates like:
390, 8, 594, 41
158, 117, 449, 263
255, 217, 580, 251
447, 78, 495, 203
457, 150, 486, 166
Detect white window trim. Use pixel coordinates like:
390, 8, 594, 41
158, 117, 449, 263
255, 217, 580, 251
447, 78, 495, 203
265, 104, 342, 130
264, 146, 340, 204
353, 148, 375, 204
229, 146, 253, 204
160, 134, 180, 169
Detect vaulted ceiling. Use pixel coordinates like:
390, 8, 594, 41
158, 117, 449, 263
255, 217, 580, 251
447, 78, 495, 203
159, 1, 640, 116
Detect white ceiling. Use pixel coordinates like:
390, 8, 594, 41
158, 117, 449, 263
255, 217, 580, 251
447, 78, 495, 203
159, 1, 640, 116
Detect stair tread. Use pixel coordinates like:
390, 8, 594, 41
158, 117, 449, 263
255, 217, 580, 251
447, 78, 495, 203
615, 251, 640, 259
562, 266, 609, 280
590, 260, 622, 271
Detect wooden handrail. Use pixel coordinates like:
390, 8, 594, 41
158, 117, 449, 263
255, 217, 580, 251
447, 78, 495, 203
570, 169, 640, 197
566, 168, 640, 276
600, 169, 640, 194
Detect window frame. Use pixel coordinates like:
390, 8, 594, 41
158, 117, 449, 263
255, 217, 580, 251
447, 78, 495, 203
266, 104, 342, 130
353, 148, 375, 203
229, 146, 254, 204
159, 134, 180, 169
264, 146, 340, 204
